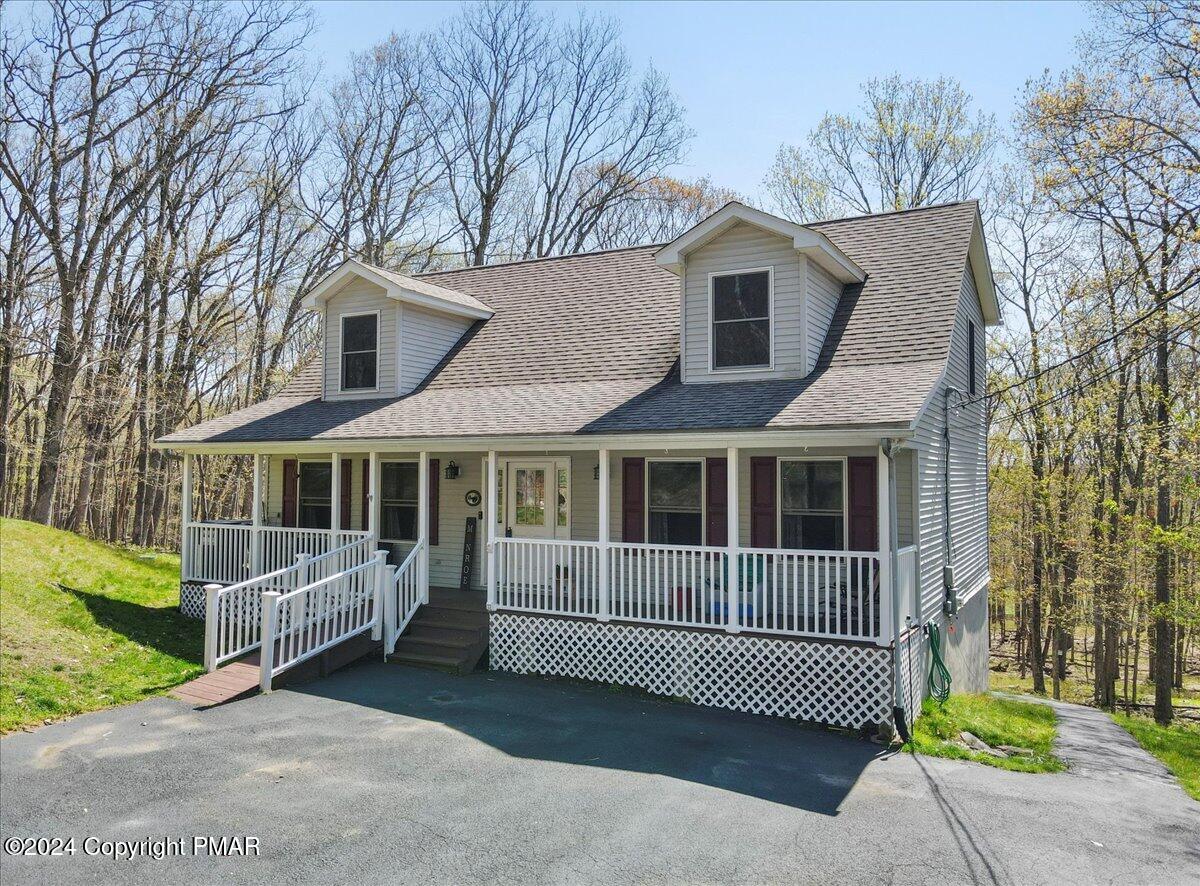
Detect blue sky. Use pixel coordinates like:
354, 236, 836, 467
308, 1, 1092, 198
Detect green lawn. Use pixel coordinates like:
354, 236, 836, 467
908, 693, 1065, 773
1112, 713, 1200, 801
0, 518, 202, 732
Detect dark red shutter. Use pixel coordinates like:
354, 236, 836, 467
750, 456, 776, 548
622, 457, 645, 542
340, 459, 352, 529
705, 458, 727, 546
361, 459, 370, 531
282, 459, 298, 527
847, 456, 878, 551
428, 459, 439, 546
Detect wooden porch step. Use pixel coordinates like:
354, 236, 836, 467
170, 661, 260, 708
388, 648, 474, 674
388, 594, 489, 675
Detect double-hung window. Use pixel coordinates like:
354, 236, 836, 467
711, 269, 771, 370
298, 462, 332, 529
341, 313, 378, 391
779, 460, 844, 550
647, 460, 703, 546
381, 462, 419, 542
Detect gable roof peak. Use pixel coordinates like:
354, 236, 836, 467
654, 201, 866, 284
301, 258, 494, 319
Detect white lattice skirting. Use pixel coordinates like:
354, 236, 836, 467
490, 613, 892, 729
179, 582, 208, 620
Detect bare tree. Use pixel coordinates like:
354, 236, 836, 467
516, 10, 690, 258
311, 33, 449, 269
431, 0, 552, 266
764, 75, 996, 220
0, 0, 311, 523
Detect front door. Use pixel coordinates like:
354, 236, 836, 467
505, 460, 556, 539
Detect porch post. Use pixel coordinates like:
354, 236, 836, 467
368, 451, 381, 540
250, 454, 263, 575
330, 451, 341, 543
181, 452, 194, 581
597, 448, 610, 621
486, 450, 497, 610
726, 446, 740, 633
418, 451, 430, 603
877, 445, 894, 646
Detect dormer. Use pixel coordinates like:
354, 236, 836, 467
656, 203, 865, 384
302, 259, 493, 401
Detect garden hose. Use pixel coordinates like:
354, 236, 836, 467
927, 622, 952, 705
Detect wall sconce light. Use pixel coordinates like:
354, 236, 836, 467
444, 460, 460, 480
593, 464, 600, 481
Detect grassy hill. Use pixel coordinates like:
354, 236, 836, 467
0, 518, 202, 732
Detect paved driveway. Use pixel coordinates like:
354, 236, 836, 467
2, 662, 1197, 885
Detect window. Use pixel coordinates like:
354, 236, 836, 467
711, 269, 771, 370
647, 460, 703, 545
340, 313, 378, 391
298, 462, 332, 529
557, 467, 569, 527
779, 460, 844, 550
968, 320, 977, 395
381, 462, 418, 541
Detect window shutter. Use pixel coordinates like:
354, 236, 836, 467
750, 456, 776, 548
361, 459, 370, 531
705, 457, 727, 546
282, 459, 297, 527
340, 459, 352, 529
621, 457, 645, 543
847, 457, 878, 551
429, 459, 439, 546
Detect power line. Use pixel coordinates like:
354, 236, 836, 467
963, 286, 1197, 408
990, 319, 1200, 425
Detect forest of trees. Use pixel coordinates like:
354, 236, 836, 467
2, 1, 1196, 722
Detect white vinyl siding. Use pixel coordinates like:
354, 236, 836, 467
912, 263, 989, 624
805, 262, 842, 371
682, 223, 804, 383
323, 279, 398, 400
399, 305, 473, 394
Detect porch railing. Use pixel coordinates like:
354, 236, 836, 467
493, 537, 886, 643
896, 544, 918, 626
184, 522, 372, 585
203, 535, 376, 670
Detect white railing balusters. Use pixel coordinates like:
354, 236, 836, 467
490, 538, 885, 643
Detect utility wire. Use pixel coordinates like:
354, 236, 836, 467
990, 319, 1200, 424
963, 287, 1197, 408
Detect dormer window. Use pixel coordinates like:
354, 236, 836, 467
340, 312, 378, 391
710, 268, 772, 370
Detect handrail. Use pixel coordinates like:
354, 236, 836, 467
384, 539, 425, 654
259, 551, 387, 689
203, 535, 375, 671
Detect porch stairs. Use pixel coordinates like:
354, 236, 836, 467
388, 588, 488, 675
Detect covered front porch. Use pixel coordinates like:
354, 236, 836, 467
179, 440, 918, 645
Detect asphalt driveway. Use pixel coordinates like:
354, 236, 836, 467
1, 662, 1197, 885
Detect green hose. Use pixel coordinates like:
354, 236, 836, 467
927, 622, 952, 705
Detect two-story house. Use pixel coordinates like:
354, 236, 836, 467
159, 200, 998, 733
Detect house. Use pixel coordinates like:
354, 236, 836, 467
158, 200, 998, 732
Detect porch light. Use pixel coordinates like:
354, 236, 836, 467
444, 460, 460, 480
593, 464, 600, 481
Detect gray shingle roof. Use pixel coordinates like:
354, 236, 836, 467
160, 201, 979, 445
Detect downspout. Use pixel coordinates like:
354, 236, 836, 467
883, 438, 908, 741
943, 386, 960, 612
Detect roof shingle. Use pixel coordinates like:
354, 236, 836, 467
160, 202, 979, 445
